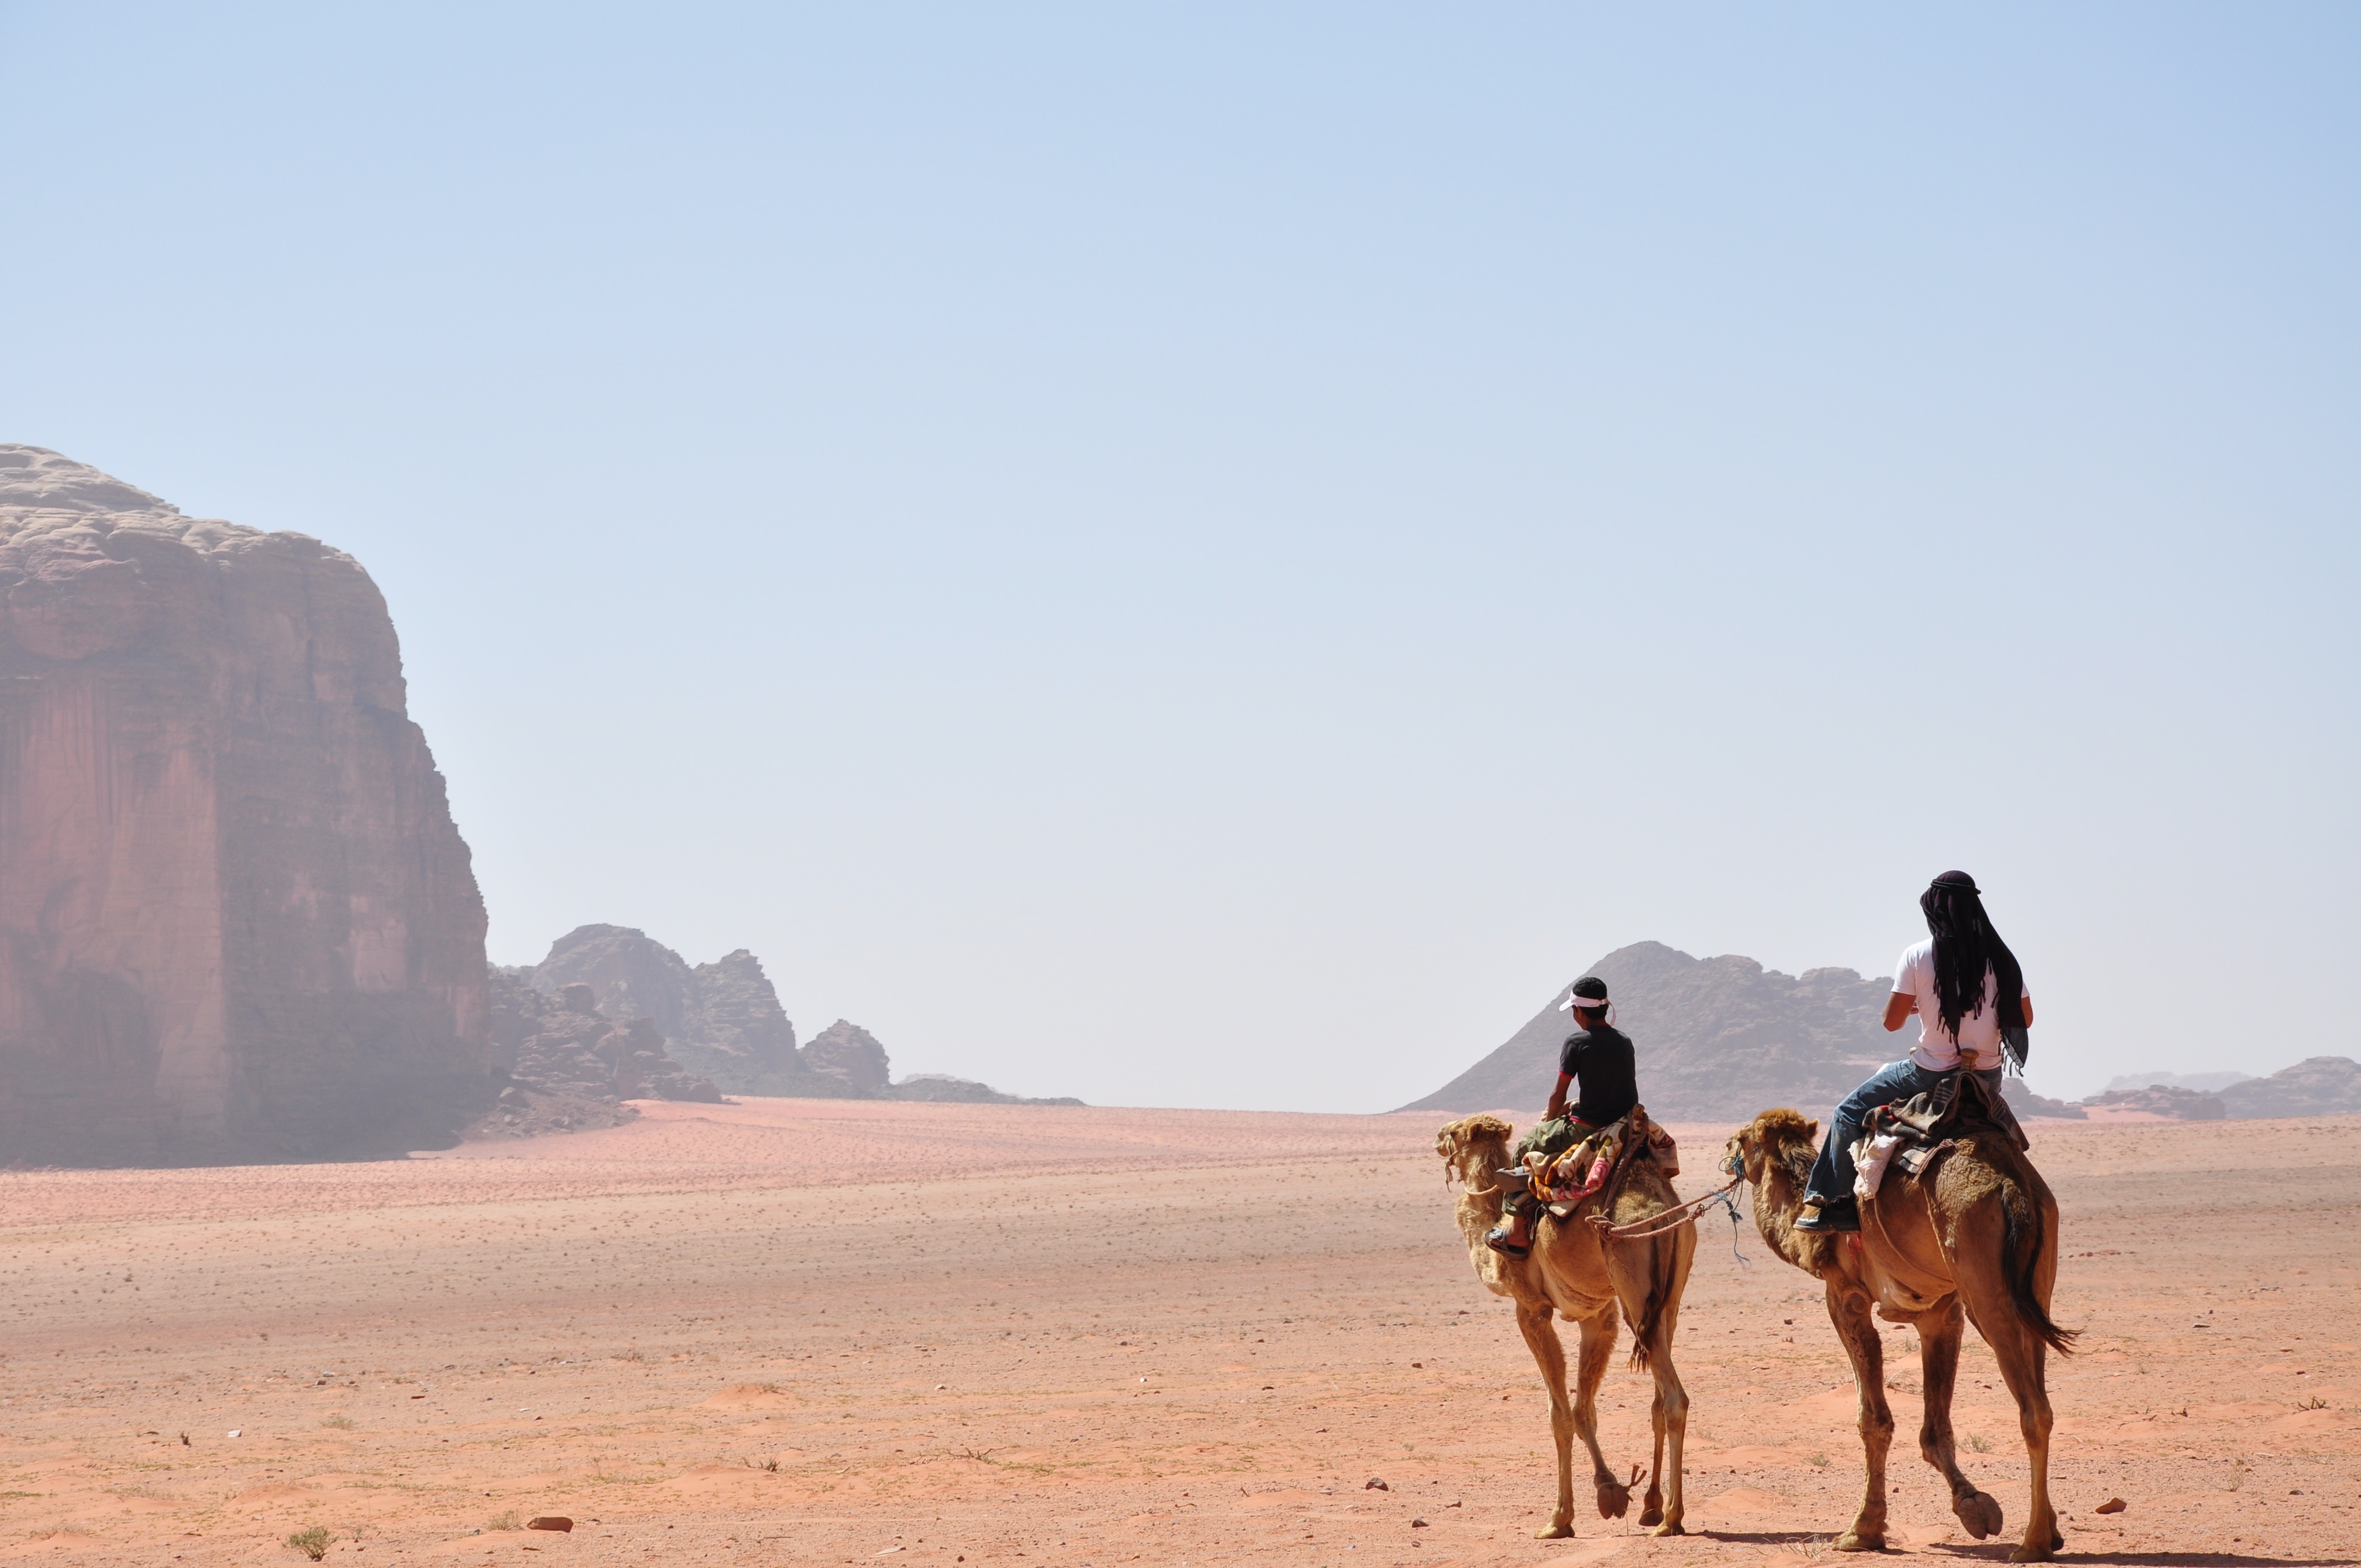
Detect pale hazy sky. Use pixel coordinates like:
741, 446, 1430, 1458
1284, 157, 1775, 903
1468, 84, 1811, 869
4, 5, 2354, 1110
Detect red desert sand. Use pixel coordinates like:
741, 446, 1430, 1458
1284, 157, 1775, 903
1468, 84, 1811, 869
0, 1098, 2353, 1564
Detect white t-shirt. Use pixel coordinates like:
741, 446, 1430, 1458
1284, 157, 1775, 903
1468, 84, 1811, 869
1892, 938, 2028, 1072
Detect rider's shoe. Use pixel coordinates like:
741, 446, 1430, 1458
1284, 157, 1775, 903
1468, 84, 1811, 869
1794, 1196, 1860, 1233
1483, 1222, 1531, 1259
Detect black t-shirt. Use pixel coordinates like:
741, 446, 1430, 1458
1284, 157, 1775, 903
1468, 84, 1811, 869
1559, 1023, 1638, 1127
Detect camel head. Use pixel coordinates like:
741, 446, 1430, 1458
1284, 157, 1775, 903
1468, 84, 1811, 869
1724, 1108, 1818, 1188
1436, 1113, 1514, 1190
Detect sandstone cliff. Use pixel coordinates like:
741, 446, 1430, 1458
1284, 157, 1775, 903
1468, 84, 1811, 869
0, 447, 491, 1163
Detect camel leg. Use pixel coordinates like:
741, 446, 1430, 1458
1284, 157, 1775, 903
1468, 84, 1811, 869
1824, 1280, 1893, 1551
1570, 1308, 1633, 1523
1639, 1255, 1689, 1535
1514, 1301, 1581, 1538
1956, 1281, 2060, 1561
1917, 1299, 2004, 1541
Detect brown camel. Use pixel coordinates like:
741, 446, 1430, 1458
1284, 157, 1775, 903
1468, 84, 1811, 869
1723, 1108, 2075, 1562
1437, 1113, 1698, 1539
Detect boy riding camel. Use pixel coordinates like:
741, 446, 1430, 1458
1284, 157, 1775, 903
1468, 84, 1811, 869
1484, 974, 1638, 1258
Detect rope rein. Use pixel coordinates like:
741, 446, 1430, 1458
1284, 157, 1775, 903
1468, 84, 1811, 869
1584, 1172, 1742, 1240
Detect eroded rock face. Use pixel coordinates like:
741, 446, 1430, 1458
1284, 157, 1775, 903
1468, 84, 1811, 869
486, 970, 720, 1106
0, 446, 491, 1163
533, 926, 802, 1090
802, 1019, 893, 1095
2218, 1057, 2360, 1118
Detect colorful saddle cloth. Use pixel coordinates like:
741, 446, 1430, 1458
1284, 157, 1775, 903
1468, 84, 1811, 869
1526, 1106, 1680, 1218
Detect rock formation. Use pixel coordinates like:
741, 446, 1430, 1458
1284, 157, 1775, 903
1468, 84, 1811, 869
2216, 1056, 2361, 1118
523, 926, 1079, 1104
2080, 1083, 2229, 1120
532, 925, 800, 1088
0, 447, 491, 1163
1400, 941, 2082, 1122
485, 970, 719, 1109
2003, 1079, 2087, 1119
801, 1018, 892, 1095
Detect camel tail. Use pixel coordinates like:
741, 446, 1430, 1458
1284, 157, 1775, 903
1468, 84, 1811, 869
1624, 1228, 1678, 1371
2001, 1180, 2077, 1357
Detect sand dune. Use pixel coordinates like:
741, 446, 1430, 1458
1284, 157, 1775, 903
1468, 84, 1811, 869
1, 1099, 2353, 1564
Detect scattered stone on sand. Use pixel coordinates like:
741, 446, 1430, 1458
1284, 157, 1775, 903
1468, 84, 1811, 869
526, 1516, 573, 1532
2096, 1498, 2127, 1514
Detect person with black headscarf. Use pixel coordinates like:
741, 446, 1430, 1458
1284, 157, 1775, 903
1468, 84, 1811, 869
1794, 872, 2033, 1233
1484, 974, 1641, 1258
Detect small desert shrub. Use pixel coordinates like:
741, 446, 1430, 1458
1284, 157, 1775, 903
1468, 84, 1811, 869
487, 1509, 523, 1531
320, 1414, 355, 1430
1965, 1433, 1991, 1453
1809, 1451, 1829, 1468
286, 1526, 334, 1561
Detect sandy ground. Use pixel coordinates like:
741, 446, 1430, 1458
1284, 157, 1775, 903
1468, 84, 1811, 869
0, 1098, 2353, 1567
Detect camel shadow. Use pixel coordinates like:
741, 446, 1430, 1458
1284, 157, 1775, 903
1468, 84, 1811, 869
1699, 1534, 2354, 1567
1927, 1549, 2354, 1567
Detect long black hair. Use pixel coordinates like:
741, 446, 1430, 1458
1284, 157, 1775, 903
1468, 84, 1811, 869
1921, 871, 2029, 1069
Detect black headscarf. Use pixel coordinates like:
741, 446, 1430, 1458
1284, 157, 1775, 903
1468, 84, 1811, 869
1921, 871, 2030, 1071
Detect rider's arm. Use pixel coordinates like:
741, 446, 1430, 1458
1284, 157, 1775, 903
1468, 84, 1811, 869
1544, 1071, 1571, 1122
1883, 992, 1914, 1032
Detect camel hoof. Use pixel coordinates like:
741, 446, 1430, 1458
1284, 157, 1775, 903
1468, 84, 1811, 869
1639, 1505, 1663, 1528
1954, 1491, 2004, 1541
1651, 1521, 1686, 1538
2006, 1544, 2054, 1564
1534, 1521, 1575, 1540
1834, 1531, 1886, 1553
1595, 1484, 1631, 1520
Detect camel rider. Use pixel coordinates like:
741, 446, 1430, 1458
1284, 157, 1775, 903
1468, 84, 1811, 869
1484, 974, 1639, 1259
1796, 870, 2033, 1233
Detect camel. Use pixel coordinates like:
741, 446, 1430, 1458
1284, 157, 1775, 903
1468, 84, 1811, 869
1722, 1107, 2076, 1562
1436, 1113, 1698, 1539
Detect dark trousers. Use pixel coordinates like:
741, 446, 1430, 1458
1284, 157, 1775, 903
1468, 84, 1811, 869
1804, 1059, 2005, 1204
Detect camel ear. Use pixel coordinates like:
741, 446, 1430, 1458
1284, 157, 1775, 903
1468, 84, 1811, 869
1807, 1119, 1820, 1140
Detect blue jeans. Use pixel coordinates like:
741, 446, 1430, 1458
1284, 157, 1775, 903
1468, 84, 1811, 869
1804, 1059, 2004, 1205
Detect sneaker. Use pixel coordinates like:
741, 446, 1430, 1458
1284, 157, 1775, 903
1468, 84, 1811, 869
1794, 1197, 1860, 1233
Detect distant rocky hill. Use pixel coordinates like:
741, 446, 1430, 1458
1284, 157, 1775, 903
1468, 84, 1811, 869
2217, 1057, 2361, 1118
527, 925, 1079, 1105
1401, 941, 1928, 1121
2103, 1069, 2251, 1094
0, 446, 490, 1164
1404, 939, 2359, 1126
1397, 944, 1917, 1129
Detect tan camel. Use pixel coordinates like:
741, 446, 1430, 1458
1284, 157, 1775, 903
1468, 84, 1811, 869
1437, 1114, 1698, 1539
1722, 1108, 2075, 1562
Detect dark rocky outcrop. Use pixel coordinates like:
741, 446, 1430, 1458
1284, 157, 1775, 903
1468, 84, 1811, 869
685, 949, 801, 1075
1400, 940, 2087, 1123
2217, 1057, 2361, 1119
532, 926, 801, 1090
801, 1019, 891, 1095
2003, 1079, 2088, 1120
486, 970, 719, 1107
525, 926, 1078, 1104
0, 447, 491, 1164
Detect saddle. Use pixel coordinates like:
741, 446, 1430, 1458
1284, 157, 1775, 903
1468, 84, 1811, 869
1532, 1105, 1679, 1219
1858, 1069, 2028, 1185
1846, 1071, 2031, 1317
